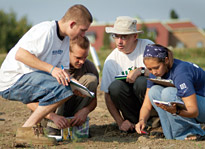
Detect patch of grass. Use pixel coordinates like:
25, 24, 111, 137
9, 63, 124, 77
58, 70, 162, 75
1, 47, 205, 74
173, 48, 205, 69
87, 48, 205, 77
88, 49, 112, 77
0, 53, 7, 66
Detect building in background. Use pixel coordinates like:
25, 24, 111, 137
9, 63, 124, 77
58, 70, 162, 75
86, 19, 205, 50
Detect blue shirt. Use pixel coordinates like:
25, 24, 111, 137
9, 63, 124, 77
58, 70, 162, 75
147, 59, 205, 97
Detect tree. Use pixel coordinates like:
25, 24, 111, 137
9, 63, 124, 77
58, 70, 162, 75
138, 23, 156, 42
170, 9, 179, 19
101, 26, 111, 50
0, 10, 32, 53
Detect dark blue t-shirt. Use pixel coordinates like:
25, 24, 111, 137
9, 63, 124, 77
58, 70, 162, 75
147, 59, 205, 97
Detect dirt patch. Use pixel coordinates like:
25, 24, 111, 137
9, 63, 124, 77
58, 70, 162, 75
1, 82, 205, 148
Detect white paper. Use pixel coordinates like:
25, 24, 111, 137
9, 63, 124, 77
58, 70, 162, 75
153, 99, 186, 110
70, 79, 95, 98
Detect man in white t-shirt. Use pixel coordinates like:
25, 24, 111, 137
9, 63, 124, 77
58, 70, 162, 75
0, 4, 92, 146
101, 16, 154, 132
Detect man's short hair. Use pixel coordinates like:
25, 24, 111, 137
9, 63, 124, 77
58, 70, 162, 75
70, 36, 90, 52
62, 4, 93, 25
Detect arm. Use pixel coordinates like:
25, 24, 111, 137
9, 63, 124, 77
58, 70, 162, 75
16, 47, 70, 85
27, 102, 70, 129
180, 94, 198, 117
15, 47, 53, 73
126, 68, 150, 83
105, 93, 134, 131
157, 94, 199, 118
135, 88, 153, 134
105, 93, 123, 126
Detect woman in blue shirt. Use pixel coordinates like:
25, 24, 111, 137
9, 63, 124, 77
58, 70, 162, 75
135, 44, 205, 140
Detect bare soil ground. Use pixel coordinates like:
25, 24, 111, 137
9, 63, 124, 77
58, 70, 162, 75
1, 82, 205, 149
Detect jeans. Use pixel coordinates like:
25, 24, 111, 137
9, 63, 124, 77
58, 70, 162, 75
0, 71, 73, 106
149, 85, 205, 140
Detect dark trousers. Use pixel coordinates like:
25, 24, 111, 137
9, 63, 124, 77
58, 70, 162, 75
108, 76, 147, 124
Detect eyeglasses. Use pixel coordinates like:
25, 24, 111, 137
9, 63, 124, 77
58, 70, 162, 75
111, 34, 130, 40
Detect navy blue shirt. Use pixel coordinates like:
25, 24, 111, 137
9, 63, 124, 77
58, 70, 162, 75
147, 59, 205, 97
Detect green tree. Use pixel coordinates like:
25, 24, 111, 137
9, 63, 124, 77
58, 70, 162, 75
170, 9, 179, 19
0, 10, 31, 53
101, 27, 111, 50
138, 23, 156, 42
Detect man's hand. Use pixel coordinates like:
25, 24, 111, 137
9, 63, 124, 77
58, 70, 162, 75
126, 68, 141, 83
119, 120, 135, 132
70, 108, 89, 127
51, 67, 70, 86
51, 114, 70, 129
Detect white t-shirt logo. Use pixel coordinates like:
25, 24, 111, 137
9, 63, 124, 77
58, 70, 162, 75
180, 83, 187, 90
52, 49, 63, 55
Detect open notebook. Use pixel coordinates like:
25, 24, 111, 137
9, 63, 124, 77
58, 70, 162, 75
153, 99, 186, 110
70, 79, 95, 98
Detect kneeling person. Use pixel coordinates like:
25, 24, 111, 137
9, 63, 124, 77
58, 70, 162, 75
46, 36, 99, 135
101, 16, 154, 132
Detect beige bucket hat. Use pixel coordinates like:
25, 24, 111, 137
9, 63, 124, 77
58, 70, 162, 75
105, 16, 143, 35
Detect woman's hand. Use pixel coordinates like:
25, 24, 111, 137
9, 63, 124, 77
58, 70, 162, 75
135, 119, 147, 134
155, 103, 177, 115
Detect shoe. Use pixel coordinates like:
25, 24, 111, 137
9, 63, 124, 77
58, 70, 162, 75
15, 124, 57, 146
46, 126, 61, 136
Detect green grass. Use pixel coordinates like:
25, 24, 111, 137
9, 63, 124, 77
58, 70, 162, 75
173, 48, 205, 69
88, 48, 205, 76
0, 53, 7, 66
88, 49, 112, 76
0, 48, 205, 76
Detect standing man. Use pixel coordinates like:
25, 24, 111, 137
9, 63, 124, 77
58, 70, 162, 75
101, 16, 154, 132
0, 4, 92, 146
43, 36, 99, 135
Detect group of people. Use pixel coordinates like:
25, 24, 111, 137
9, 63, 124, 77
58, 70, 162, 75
0, 4, 205, 146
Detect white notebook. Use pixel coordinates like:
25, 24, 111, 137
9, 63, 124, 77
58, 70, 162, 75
70, 79, 95, 98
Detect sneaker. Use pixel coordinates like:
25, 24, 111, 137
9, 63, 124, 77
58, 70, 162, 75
46, 126, 61, 136
15, 124, 57, 146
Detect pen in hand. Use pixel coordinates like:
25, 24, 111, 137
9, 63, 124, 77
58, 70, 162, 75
141, 130, 148, 135
61, 65, 68, 81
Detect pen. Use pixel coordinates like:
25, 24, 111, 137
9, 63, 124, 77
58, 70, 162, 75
61, 65, 68, 80
61, 65, 64, 70
141, 130, 148, 135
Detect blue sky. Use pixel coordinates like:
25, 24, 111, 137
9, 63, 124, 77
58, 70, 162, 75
1, 0, 205, 29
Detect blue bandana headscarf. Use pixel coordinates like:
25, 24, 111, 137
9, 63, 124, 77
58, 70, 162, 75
143, 44, 168, 59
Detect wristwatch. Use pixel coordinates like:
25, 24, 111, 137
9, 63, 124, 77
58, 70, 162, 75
140, 67, 145, 76
175, 106, 181, 115
173, 106, 181, 116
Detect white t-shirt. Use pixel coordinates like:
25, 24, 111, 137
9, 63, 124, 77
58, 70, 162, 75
100, 39, 154, 93
0, 21, 70, 91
